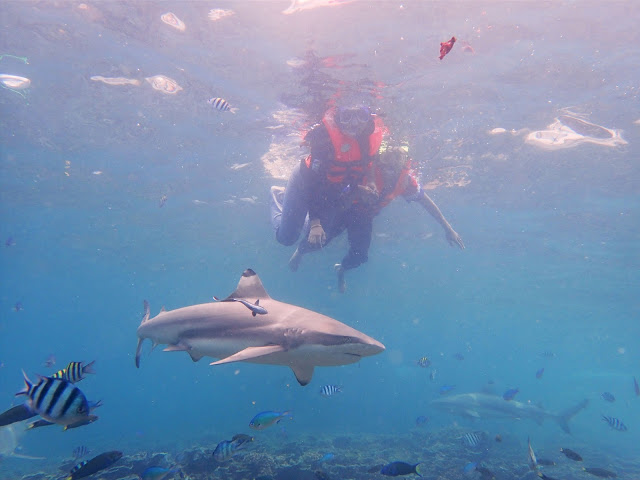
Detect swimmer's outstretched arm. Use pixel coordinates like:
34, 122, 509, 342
417, 192, 465, 249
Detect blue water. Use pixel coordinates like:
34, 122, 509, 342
1, 1, 639, 479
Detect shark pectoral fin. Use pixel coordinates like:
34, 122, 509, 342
210, 345, 285, 366
290, 364, 315, 386
163, 342, 203, 362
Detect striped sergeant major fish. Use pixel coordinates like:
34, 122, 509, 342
208, 97, 238, 114
52, 361, 96, 383
461, 431, 485, 447
16, 372, 92, 426
602, 415, 628, 431
319, 385, 342, 397
65, 450, 122, 480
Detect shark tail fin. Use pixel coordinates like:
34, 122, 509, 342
555, 398, 589, 433
135, 301, 151, 368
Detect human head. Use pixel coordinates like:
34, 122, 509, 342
378, 146, 409, 178
335, 103, 373, 137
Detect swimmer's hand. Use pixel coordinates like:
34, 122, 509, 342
308, 218, 326, 246
446, 228, 465, 249
357, 183, 379, 206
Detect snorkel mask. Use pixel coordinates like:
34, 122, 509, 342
336, 105, 372, 136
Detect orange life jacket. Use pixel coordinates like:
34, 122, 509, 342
371, 160, 416, 212
305, 108, 385, 184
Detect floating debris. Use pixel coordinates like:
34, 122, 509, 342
160, 12, 186, 31
0, 74, 30, 90
282, 0, 355, 15
145, 75, 182, 95
0, 53, 29, 64
230, 162, 251, 170
208, 8, 235, 21
526, 114, 627, 149
90, 76, 141, 86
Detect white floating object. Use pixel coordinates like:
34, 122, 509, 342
0, 74, 30, 90
145, 75, 182, 94
160, 12, 186, 31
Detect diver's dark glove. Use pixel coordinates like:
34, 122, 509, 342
357, 183, 380, 206
308, 219, 326, 246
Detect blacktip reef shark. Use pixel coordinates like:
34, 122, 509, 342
135, 269, 385, 385
431, 392, 588, 433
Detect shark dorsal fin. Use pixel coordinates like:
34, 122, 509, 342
224, 269, 271, 300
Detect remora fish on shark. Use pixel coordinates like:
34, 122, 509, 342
431, 393, 588, 433
135, 269, 385, 385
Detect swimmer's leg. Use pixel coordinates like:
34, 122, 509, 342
272, 166, 309, 246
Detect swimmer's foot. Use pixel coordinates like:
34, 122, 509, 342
270, 185, 285, 213
289, 248, 302, 272
334, 263, 346, 293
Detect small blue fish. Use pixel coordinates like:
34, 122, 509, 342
249, 410, 292, 430
463, 461, 477, 474
439, 385, 456, 395
503, 388, 519, 401
453, 353, 465, 361
140, 466, 179, 480
415, 415, 428, 427
417, 356, 431, 368
319, 385, 342, 397
213, 296, 268, 316
13, 301, 23, 312
634, 376, 639, 396
601, 392, 615, 402
317, 453, 335, 463
535, 368, 544, 379
602, 415, 627, 431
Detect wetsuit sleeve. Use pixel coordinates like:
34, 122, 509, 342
402, 170, 422, 202
301, 125, 333, 220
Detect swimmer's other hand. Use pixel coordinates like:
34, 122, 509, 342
308, 218, 326, 246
